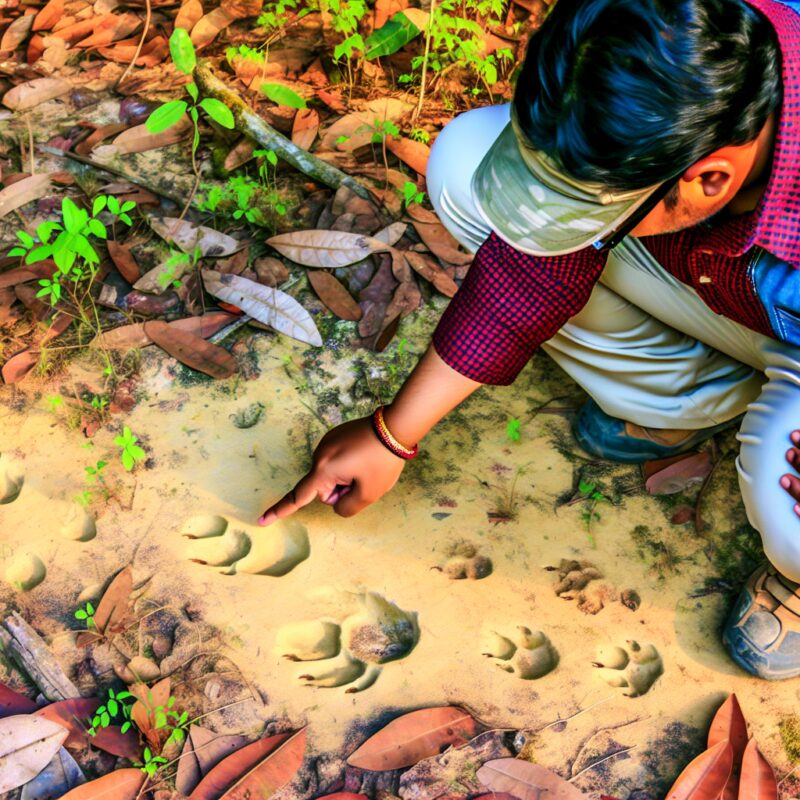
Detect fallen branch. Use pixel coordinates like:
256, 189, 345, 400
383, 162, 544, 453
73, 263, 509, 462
193, 62, 373, 201
0, 612, 81, 701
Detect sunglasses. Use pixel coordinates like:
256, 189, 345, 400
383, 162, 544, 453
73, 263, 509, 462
592, 173, 682, 251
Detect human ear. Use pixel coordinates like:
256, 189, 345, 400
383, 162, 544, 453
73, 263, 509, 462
682, 156, 737, 198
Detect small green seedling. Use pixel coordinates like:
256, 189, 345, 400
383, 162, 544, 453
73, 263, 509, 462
135, 747, 168, 778
577, 480, 610, 545
74, 602, 96, 629
46, 395, 63, 412
87, 687, 134, 736
146, 29, 235, 169
73, 489, 93, 508
402, 181, 426, 208
409, 127, 430, 144
114, 426, 146, 471
506, 417, 521, 443
84, 460, 108, 485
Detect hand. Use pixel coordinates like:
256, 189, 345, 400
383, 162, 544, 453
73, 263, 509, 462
258, 416, 408, 525
780, 429, 800, 516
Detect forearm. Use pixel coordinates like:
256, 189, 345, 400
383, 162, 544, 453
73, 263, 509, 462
382, 344, 483, 449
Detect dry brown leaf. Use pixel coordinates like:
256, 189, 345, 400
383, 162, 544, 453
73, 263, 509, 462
92, 312, 235, 349
0, 683, 37, 717
130, 678, 170, 751
348, 707, 478, 770
388, 248, 412, 281
404, 250, 458, 297
2, 77, 71, 110
176, 726, 248, 796
738, 739, 778, 800
221, 0, 261, 19
224, 138, 257, 172
374, 0, 408, 29
189, 729, 306, 800
175, 0, 203, 29
407, 210, 473, 266
1, 15, 34, 51
708, 694, 748, 800
320, 98, 413, 151
203, 270, 322, 346
76, 12, 141, 48
149, 216, 242, 256
98, 34, 168, 66
307, 270, 362, 321
267, 230, 389, 268
254, 256, 289, 287
51, 17, 101, 45
386, 135, 430, 175
105, 116, 191, 154
34, 0, 65, 30
385, 278, 421, 320
477, 760, 587, 799
74, 122, 128, 155
1, 350, 39, 384
0, 260, 57, 289
665, 740, 733, 800
0, 174, 51, 218
75, 566, 133, 646
190, 7, 234, 48
144, 320, 238, 379
106, 239, 140, 283
59, 768, 145, 800
291, 107, 319, 151
0, 715, 70, 794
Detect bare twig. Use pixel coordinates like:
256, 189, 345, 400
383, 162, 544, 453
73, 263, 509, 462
116, 0, 151, 91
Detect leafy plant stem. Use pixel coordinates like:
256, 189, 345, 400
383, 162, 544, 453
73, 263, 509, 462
413, 0, 437, 122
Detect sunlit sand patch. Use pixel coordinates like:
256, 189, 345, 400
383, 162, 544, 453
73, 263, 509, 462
0, 455, 23, 505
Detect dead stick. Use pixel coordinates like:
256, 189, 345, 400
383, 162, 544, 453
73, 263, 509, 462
0, 612, 81, 701
193, 62, 373, 201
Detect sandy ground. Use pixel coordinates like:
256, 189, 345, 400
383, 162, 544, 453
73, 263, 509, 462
2, 300, 800, 799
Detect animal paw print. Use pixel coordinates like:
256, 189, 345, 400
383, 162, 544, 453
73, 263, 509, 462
435, 540, 493, 580
481, 626, 558, 679
275, 592, 418, 692
592, 641, 663, 697
548, 558, 640, 615
180, 514, 309, 576
0, 456, 23, 505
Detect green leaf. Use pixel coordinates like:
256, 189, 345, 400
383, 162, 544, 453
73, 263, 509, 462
16, 230, 34, 248
146, 100, 188, 134
8, 247, 25, 257
92, 196, 107, 217
265, 149, 278, 166
120, 201, 136, 213
154, 710, 167, 729
107, 698, 118, 716
62, 197, 82, 232
26, 245, 52, 264
121, 721, 131, 733
186, 81, 199, 102
129, 445, 146, 461
364, 10, 427, 59
119, 213, 132, 226
107, 195, 121, 214
199, 97, 235, 128
260, 83, 307, 109
169, 27, 196, 74
578, 480, 596, 495
505, 418, 521, 442
88, 218, 106, 239
75, 609, 87, 619
122, 450, 134, 471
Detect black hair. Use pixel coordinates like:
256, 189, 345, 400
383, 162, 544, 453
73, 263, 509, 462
512, 0, 782, 190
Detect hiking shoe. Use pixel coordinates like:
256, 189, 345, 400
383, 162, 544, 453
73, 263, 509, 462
723, 563, 800, 680
572, 399, 739, 464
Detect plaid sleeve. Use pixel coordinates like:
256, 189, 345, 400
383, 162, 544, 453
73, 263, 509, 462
431, 231, 609, 385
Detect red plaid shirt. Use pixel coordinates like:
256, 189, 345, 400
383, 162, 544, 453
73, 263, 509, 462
432, 0, 800, 385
